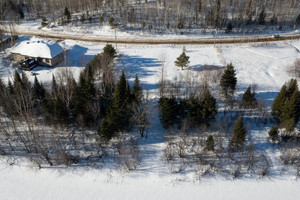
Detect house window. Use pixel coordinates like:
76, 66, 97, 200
46, 59, 49, 63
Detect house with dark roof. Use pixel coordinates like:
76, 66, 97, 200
11, 38, 64, 67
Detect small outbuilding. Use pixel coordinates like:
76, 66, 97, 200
11, 38, 64, 67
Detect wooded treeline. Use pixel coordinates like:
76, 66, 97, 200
1, 0, 300, 33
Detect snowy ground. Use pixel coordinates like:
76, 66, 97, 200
1, 37, 300, 199
1, 159, 300, 200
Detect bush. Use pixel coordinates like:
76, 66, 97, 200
99, 16, 104, 24
109, 17, 115, 27
268, 126, 279, 142
205, 136, 215, 151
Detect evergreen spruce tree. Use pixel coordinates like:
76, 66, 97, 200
73, 70, 96, 126
258, 8, 266, 25
13, 70, 22, 89
64, 7, 71, 22
158, 96, 178, 129
32, 76, 45, 101
296, 13, 300, 25
103, 44, 117, 58
131, 74, 143, 105
54, 97, 69, 124
51, 75, 58, 98
272, 79, 300, 131
225, 21, 233, 33
268, 126, 279, 142
99, 16, 104, 25
41, 92, 55, 120
220, 63, 237, 99
98, 71, 131, 139
206, 135, 215, 151
202, 87, 217, 124
241, 85, 257, 109
98, 116, 115, 140
21, 72, 31, 90
109, 17, 115, 27
175, 52, 190, 70
187, 97, 203, 126
231, 117, 246, 149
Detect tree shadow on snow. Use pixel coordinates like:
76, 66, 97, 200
118, 55, 161, 90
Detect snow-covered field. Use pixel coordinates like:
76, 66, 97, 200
1, 160, 300, 200
1, 37, 300, 199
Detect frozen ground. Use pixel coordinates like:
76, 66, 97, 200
0, 37, 300, 199
0, 159, 300, 200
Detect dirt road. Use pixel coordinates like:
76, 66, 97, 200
6, 30, 300, 45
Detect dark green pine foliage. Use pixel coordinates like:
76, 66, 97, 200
158, 96, 178, 129
32, 76, 45, 101
258, 8, 266, 25
98, 71, 131, 139
131, 74, 143, 105
268, 126, 279, 142
41, 92, 55, 121
202, 87, 217, 124
272, 79, 300, 131
0, 78, 6, 107
206, 135, 215, 151
175, 52, 190, 70
103, 44, 117, 58
296, 13, 300, 25
231, 117, 246, 149
187, 97, 203, 126
13, 70, 22, 91
220, 63, 237, 99
51, 75, 58, 98
64, 7, 71, 22
21, 72, 31, 90
241, 86, 257, 109
73, 69, 96, 126
54, 97, 69, 124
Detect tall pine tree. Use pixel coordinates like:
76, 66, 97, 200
220, 63, 237, 99
231, 116, 246, 149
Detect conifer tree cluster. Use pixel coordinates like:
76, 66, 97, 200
0, 71, 46, 118
158, 85, 217, 129
272, 79, 300, 132
98, 72, 143, 140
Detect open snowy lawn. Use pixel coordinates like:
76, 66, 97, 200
0, 159, 300, 200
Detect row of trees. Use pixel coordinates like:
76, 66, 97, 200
2, 1, 300, 33
158, 83, 217, 129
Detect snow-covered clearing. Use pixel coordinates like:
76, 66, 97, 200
0, 160, 300, 200
1, 37, 300, 199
